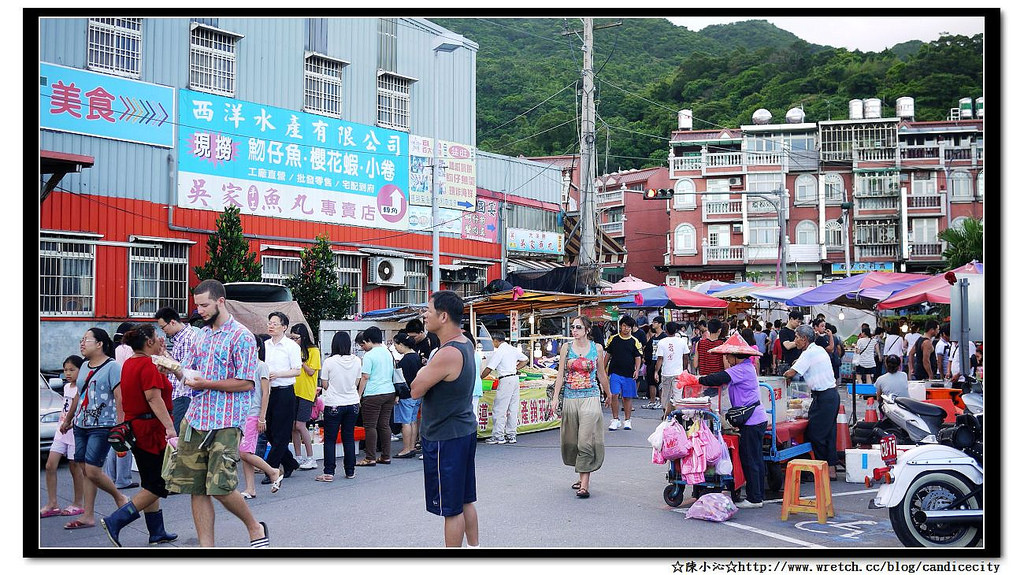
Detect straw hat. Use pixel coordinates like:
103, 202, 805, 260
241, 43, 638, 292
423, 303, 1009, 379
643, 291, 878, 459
709, 332, 762, 357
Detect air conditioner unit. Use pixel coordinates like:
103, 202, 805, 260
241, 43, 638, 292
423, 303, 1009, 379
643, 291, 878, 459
732, 223, 744, 234
728, 177, 743, 187
368, 257, 406, 286
456, 268, 469, 282
466, 268, 480, 282
665, 275, 680, 287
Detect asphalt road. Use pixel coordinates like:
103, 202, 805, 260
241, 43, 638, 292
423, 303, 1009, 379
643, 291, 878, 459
37, 396, 901, 550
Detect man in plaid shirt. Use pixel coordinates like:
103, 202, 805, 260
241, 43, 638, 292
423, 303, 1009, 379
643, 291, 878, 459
155, 306, 201, 434
161, 280, 269, 548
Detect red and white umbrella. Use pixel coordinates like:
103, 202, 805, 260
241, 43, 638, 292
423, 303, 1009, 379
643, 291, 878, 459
601, 275, 657, 294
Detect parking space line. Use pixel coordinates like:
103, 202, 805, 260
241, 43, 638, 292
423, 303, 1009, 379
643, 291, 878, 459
719, 519, 827, 548
762, 487, 878, 504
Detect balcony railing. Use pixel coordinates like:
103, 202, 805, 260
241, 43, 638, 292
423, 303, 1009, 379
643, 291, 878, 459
703, 245, 745, 264
747, 151, 785, 166
855, 148, 896, 162
856, 196, 900, 211
706, 152, 743, 168
600, 221, 624, 235
944, 148, 973, 162
703, 199, 743, 218
900, 145, 941, 160
669, 148, 790, 177
907, 194, 942, 209
855, 244, 900, 259
747, 198, 777, 214
671, 155, 703, 172
596, 190, 624, 205
910, 243, 944, 257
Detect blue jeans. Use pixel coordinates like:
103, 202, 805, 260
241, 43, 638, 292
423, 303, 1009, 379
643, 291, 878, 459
104, 445, 135, 487
73, 426, 113, 467
171, 396, 191, 434
322, 404, 359, 477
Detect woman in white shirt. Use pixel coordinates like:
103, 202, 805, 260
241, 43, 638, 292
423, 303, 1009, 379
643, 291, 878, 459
882, 326, 906, 371
854, 327, 877, 385
317, 331, 362, 481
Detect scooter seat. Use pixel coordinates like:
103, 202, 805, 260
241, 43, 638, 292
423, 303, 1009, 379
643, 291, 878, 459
895, 396, 948, 418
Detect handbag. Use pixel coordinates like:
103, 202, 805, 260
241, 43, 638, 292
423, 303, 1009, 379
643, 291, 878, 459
392, 363, 411, 399
725, 402, 759, 427
108, 413, 155, 453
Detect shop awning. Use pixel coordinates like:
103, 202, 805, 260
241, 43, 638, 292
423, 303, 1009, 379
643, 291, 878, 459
618, 286, 729, 310
876, 262, 984, 310
785, 272, 931, 307
357, 247, 431, 261
40, 149, 94, 202
465, 289, 622, 315
508, 258, 561, 272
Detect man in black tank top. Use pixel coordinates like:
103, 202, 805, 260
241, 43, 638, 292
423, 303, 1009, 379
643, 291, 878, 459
909, 320, 939, 380
410, 291, 479, 548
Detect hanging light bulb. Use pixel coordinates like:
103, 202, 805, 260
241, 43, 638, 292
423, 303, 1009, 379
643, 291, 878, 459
838, 311, 845, 320
901, 323, 909, 334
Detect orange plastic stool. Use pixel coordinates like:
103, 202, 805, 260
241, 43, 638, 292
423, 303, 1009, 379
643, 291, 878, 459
780, 459, 835, 524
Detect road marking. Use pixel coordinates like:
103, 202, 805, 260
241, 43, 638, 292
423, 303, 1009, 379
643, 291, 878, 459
763, 488, 878, 504
719, 519, 827, 548
795, 519, 877, 539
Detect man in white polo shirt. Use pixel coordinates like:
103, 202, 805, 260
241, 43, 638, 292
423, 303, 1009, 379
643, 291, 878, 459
263, 312, 304, 479
784, 324, 840, 480
480, 332, 529, 445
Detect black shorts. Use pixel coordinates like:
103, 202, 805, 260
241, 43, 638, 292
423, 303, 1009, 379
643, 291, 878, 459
421, 432, 477, 517
295, 397, 314, 422
855, 366, 874, 376
131, 445, 169, 498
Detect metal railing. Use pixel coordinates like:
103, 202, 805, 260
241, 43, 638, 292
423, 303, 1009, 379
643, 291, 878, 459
596, 190, 624, 205
600, 221, 624, 235
910, 243, 944, 257
856, 196, 900, 211
907, 195, 943, 209
855, 244, 900, 258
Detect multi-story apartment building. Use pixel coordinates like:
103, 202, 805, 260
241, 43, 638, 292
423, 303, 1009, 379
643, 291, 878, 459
593, 167, 672, 285
660, 99, 984, 288
37, 16, 564, 367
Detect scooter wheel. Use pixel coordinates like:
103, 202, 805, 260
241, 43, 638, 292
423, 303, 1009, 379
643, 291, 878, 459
889, 471, 982, 547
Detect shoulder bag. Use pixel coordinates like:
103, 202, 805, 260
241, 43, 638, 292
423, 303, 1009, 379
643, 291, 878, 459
725, 402, 760, 427
392, 361, 411, 399
108, 413, 156, 453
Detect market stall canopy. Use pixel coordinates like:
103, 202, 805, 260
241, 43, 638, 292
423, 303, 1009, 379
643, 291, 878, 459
876, 262, 984, 310
692, 280, 729, 294
465, 289, 623, 315
785, 272, 930, 307
619, 285, 729, 309
748, 286, 815, 303
706, 281, 765, 295
601, 275, 656, 294
709, 283, 771, 299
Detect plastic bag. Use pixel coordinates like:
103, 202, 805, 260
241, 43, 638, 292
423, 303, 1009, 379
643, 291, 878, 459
684, 492, 738, 522
647, 420, 670, 451
698, 420, 722, 464
652, 446, 666, 465
715, 432, 733, 476
661, 421, 692, 460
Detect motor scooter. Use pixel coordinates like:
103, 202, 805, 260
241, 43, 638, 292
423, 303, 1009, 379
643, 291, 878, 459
851, 393, 947, 445
872, 411, 983, 547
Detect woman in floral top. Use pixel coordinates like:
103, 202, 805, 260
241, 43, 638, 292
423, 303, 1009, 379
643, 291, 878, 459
550, 316, 611, 499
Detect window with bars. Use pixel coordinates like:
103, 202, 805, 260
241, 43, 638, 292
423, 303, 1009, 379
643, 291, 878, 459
824, 219, 844, 248
854, 219, 899, 245
333, 253, 362, 316
795, 174, 817, 202
190, 25, 238, 96
748, 219, 779, 246
262, 255, 302, 284
129, 240, 190, 317
854, 172, 898, 197
304, 54, 344, 118
377, 73, 411, 131
708, 224, 731, 247
87, 18, 142, 78
40, 237, 95, 316
388, 259, 428, 307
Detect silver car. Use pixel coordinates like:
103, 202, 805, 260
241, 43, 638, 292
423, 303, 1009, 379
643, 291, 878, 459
39, 373, 64, 455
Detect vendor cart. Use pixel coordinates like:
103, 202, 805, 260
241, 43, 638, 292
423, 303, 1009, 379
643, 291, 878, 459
760, 382, 813, 493
662, 406, 739, 507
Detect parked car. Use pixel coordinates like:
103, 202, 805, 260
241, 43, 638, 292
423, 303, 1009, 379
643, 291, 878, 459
39, 373, 64, 455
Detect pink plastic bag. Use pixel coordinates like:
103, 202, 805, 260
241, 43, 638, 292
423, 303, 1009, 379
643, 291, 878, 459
652, 447, 666, 465
660, 421, 692, 460
698, 420, 722, 464
684, 492, 738, 522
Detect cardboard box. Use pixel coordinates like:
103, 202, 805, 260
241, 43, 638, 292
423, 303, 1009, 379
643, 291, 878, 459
844, 444, 915, 483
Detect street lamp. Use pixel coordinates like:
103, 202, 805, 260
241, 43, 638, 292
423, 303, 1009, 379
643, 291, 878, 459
431, 33, 466, 293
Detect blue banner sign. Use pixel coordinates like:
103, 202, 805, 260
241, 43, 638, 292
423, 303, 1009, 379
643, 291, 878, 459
177, 89, 410, 230
831, 262, 895, 274
39, 63, 175, 148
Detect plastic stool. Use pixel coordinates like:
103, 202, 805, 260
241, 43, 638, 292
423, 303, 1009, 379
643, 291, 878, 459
780, 459, 835, 524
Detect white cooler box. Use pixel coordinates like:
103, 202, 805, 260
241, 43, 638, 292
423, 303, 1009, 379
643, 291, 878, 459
844, 444, 914, 483
907, 380, 928, 401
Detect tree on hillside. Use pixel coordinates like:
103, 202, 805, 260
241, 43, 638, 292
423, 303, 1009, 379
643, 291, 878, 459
938, 217, 983, 270
193, 205, 262, 283
283, 235, 356, 337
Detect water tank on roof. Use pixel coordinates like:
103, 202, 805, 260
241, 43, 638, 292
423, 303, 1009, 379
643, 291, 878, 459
678, 109, 693, 130
959, 97, 974, 119
864, 98, 882, 119
849, 99, 864, 120
785, 107, 805, 123
896, 97, 915, 120
975, 97, 984, 118
752, 108, 772, 125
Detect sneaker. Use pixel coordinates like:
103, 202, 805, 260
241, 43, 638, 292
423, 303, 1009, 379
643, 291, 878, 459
506, 437, 517, 444
623, 419, 631, 430
608, 419, 621, 431
643, 402, 655, 409
735, 500, 764, 509
390, 434, 402, 442
652, 401, 663, 410
485, 437, 506, 445
299, 457, 317, 470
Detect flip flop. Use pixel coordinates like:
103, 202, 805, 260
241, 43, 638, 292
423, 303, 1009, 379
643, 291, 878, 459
250, 521, 269, 548
576, 488, 590, 499
270, 471, 284, 493
41, 508, 63, 518
315, 474, 334, 482
64, 519, 96, 530
355, 459, 376, 467
61, 506, 84, 517
570, 482, 582, 491
376, 458, 391, 465
242, 492, 257, 500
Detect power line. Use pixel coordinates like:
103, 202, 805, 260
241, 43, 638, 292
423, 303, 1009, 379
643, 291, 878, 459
477, 18, 566, 47
492, 118, 578, 152
596, 114, 671, 142
478, 80, 577, 139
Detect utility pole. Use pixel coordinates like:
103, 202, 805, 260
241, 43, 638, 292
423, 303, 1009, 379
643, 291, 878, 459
579, 17, 597, 269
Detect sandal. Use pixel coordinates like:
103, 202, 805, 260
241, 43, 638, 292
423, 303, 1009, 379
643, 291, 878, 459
64, 519, 96, 530
576, 488, 590, 499
315, 474, 334, 482
250, 521, 269, 548
570, 482, 582, 491
376, 458, 391, 465
241, 492, 257, 500
355, 459, 376, 467
270, 470, 284, 494
394, 451, 416, 459
61, 505, 84, 517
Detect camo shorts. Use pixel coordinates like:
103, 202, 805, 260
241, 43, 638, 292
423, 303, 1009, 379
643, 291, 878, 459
164, 420, 241, 496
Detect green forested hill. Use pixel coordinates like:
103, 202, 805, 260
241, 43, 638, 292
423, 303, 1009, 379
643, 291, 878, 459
432, 18, 984, 171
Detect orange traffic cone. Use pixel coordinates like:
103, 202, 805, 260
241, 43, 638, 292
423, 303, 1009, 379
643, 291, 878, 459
835, 404, 852, 454
864, 397, 878, 423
